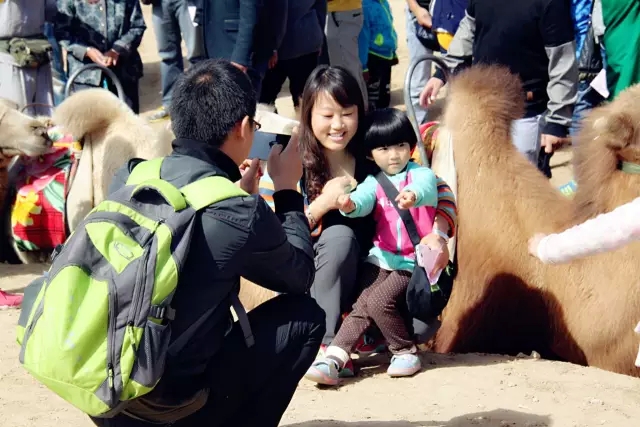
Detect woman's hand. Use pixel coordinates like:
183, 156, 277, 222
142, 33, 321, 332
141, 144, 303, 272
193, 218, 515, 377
318, 176, 354, 210
528, 233, 547, 258
420, 232, 450, 277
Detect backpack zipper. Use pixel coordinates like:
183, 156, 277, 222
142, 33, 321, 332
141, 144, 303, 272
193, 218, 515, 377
107, 279, 118, 404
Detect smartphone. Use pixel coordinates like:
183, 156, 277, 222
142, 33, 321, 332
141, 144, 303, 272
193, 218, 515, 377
415, 244, 443, 285
248, 130, 292, 161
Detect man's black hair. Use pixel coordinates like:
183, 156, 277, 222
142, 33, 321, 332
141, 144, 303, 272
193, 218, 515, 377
169, 59, 257, 147
363, 108, 418, 153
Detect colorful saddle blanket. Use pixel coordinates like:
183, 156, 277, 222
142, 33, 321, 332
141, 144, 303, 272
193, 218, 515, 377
11, 126, 81, 252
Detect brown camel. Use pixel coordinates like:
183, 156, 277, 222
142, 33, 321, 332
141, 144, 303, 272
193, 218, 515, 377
431, 64, 640, 377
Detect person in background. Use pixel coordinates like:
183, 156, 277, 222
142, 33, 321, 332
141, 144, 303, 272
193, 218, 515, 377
419, 0, 579, 173
431, 0, 468, 53
194, 0, 288, 98
601, 0, 640, 99
143, 0, 204, 123
325, 0, 369, 106
44, 0, 66, 106
358, 0, 398, 111
0, 0, 54, 116
56, 0, 146, 114
405, 0, 433, 125
259, 0, 327, 116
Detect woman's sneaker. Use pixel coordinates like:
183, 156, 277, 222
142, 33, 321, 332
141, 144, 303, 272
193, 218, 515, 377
305, 358, 340, 386
387, 354, 422, 377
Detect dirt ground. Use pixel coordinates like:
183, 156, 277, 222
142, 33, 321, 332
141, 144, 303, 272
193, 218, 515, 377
2, 1, 636, 426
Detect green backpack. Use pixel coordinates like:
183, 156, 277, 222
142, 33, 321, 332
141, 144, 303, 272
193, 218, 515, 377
16, 157, 251, 418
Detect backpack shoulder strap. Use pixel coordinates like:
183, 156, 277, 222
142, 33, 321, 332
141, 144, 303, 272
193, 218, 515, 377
126, 157, 164, 185
375, 170, 422, 247
180, 176, 248, 211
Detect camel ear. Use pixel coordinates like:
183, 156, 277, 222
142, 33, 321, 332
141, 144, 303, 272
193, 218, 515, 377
593, 112, 636, 149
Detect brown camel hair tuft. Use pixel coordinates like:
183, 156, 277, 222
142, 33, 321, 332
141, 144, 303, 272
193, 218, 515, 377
432, 64, 640, 377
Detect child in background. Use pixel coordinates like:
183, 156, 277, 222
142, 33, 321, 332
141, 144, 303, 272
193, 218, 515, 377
359, 0, 398, 111
305, 108, 440, 385
529, 196, 640, 264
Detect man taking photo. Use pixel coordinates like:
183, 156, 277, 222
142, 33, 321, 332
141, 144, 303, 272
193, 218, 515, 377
92, 58, 325, 427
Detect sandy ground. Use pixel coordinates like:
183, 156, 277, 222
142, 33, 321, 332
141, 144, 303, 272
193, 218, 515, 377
2, 2, 635, 426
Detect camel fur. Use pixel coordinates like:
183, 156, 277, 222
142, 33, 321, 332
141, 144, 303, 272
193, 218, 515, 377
51, 89, 174, 231
431, 64, 640, 377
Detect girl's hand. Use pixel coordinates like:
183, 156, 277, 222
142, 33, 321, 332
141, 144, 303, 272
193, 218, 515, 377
396, 190, 417, 209
337, 194, 355, 213
420, 232, 450, 277
528, 233, 547, 258
319, 176, 354, 210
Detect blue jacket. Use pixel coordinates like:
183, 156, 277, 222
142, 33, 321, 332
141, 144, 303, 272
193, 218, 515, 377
277, 0, 327, 61
571, 0, 593, 57
432, 0, 468, 36
358, 0, 397, 71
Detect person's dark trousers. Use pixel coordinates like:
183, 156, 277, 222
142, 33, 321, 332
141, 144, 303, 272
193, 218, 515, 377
310, 225, 361, 346
89, 294, 325, 427
152, 0, 203, 110
366, 54, 393, 110
569, 79, 605, 142
248, 59, 270, 100
259, 52, 320, 108
319, 34, 330, 66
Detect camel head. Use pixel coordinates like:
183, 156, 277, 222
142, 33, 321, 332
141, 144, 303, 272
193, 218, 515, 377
572, 83, 640, 220
0, 99, 52, 167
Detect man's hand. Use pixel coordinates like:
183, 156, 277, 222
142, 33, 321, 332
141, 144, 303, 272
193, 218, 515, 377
103, 49, 119, 67
419, 232, 450, 277
415, 6, 433, 28
337, 194, 356, 213
268, 51, 278, 69
86, 47, 108, 66
231, 62, 248, 73
396, 190, 417, 209
541, 134, 568, 154
268, 126, 302, 191
419, 77, 445, 107
237, 158, 263, 194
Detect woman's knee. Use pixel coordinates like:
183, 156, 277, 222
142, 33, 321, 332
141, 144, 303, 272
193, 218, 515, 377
315, 225, 360, 262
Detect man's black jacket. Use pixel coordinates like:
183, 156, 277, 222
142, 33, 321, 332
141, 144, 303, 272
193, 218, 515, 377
108, 138, 315, 394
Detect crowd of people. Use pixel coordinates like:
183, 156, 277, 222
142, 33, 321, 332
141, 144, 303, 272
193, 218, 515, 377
1, 0, 640, 426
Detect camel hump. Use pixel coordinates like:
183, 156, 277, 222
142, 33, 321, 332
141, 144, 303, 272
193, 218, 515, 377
51, 88, 131, 141
444, 65, 525, 130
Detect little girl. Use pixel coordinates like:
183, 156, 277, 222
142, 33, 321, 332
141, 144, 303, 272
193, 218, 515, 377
305, 108, 441, 385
